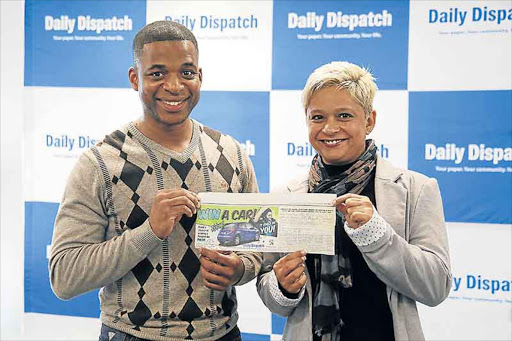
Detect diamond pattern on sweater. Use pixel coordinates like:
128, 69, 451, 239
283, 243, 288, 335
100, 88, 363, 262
125, 204, 149, 229
170, 158, 194, 182
178, 297, 203, 322
203, 126, 221, 144
128, 300, 152, 327
104, 130, 126, 152
180, 214, 196, 235
137, 288, 145, 299
222, 290, 236, 317
120, 160, 145, 192
178, 248, 200, 285
216, 153, 234, 186
132, 258, 154, 286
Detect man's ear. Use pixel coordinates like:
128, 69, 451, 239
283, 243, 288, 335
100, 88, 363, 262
198, 67, 203, 83
128, 67, 139, 91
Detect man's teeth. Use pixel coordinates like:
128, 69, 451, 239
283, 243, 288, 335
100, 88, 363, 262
324, 139, 342, 145
162, 100, 184, 105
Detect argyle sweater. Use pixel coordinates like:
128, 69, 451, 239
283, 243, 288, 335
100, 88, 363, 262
49, 120, 262, 341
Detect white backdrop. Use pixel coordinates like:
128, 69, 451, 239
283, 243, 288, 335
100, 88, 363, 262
2, 1, 512, 340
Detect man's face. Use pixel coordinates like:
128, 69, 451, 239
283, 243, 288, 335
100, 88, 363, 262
129, 40, 202, 127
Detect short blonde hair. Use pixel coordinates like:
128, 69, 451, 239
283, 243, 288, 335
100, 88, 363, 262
302, 61, 378, 117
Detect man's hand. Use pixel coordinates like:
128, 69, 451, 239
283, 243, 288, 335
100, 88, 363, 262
273, 251, 307, 295
333, 193, 373, 229
199, 248, 244, 291
149, 189, 200, 239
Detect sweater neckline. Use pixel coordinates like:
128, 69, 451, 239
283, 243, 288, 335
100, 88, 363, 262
127, 119, 200, 163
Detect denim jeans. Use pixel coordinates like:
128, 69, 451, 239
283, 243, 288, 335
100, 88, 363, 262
99, 324, 242, 341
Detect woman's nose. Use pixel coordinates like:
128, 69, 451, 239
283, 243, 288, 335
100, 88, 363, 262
322, 122, 340, 134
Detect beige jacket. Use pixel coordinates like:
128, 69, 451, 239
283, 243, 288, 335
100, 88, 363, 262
257, 157, 452, 341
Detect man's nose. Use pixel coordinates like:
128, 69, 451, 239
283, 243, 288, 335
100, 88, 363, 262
163, 75, 184, 93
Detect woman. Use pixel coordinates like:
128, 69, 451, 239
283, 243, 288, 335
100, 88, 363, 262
257, 61, 451, 341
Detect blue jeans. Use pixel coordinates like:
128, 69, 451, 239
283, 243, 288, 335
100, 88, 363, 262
99, 324, 242, 341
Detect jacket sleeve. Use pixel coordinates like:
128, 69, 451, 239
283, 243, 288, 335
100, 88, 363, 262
256, 252, 302, 317
357, 177, 452, 307
256, 176, 311, 315
233, 149, 263, 285
49, 152, 162, 300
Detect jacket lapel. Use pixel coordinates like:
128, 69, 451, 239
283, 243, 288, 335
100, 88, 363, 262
374, 158, 408, 240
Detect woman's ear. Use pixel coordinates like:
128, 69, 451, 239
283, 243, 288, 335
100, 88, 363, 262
366, 110, 377, 134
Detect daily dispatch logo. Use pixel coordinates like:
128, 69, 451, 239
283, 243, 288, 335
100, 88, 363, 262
46, 134, 98, 151
425, 143, 512, 165
44, 15, 133, 34
429, 6, 512, 25
452, 274, 511, 296
287, 10, 392, 32
165, 14, 258, 32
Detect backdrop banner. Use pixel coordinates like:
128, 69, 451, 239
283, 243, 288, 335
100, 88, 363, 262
24, 1, 512, 340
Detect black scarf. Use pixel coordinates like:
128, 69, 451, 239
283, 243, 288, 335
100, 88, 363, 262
308, 139, 377, 341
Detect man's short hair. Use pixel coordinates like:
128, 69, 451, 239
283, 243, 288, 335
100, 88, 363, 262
132, 20, 199, 66
302, 61, 378, 118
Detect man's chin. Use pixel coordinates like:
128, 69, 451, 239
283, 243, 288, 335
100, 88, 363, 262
151, 112, 191, 128
161, 117, 189, 127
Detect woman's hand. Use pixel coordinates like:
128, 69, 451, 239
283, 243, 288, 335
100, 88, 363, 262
273, 251, 307, 294
333, 193, 374, 229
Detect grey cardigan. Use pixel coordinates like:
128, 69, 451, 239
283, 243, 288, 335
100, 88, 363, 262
257, 157, 452, 341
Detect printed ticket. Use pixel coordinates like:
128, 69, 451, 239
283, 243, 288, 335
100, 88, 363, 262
195, 192, 336, 255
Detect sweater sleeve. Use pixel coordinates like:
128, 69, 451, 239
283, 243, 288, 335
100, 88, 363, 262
49, 152, 162, 300
233, 149, 263, 285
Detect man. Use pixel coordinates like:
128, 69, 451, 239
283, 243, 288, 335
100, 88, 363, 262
49, 20, 261, 341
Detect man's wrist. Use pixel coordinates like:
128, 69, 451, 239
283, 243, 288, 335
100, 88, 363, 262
232, 255, 245, 285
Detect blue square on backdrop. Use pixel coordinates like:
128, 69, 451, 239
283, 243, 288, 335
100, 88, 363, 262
272, 313, 286, 334
241, 332, 270, 341
408, 90, 512, 224
272, 0, 409, 90
193, 91, 270, 192
25, 202, 100, 317
24, 0, 146, 88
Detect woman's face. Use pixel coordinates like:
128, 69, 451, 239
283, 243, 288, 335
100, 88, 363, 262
306, 87, 376, 166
